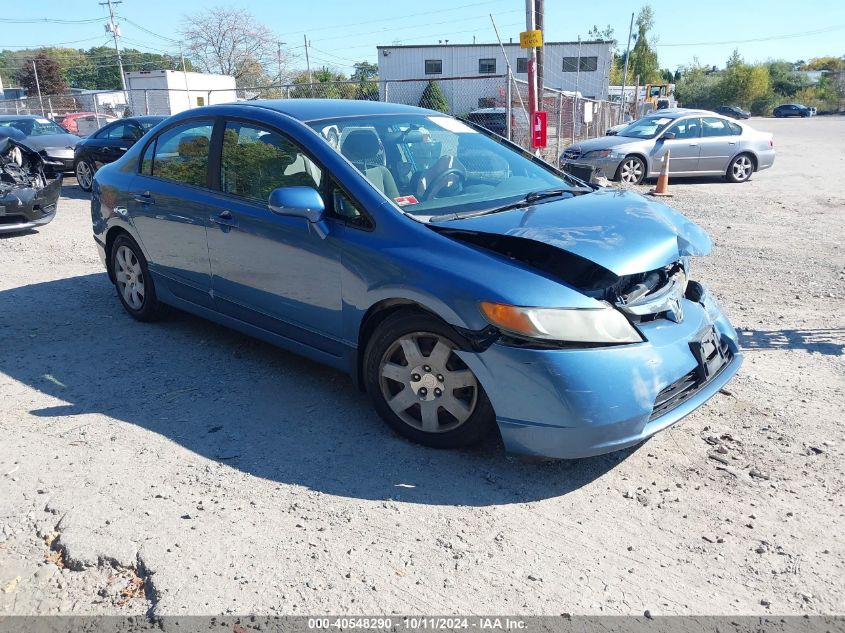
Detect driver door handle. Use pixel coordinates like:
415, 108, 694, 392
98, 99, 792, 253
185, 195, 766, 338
210, 210, 237, 227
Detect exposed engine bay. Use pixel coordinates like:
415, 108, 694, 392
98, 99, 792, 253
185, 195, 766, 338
432, 228, 693, 323
0, 134, 62, 233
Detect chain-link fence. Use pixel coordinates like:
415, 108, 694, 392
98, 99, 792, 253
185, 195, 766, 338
0, 75, 620, 163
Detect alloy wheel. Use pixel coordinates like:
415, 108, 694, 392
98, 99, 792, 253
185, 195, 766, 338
76, 161, 93, 190
731, 155, 753, 181
378, 332, 478, 434
619, 157, 644, 184
114, 245, 145, 310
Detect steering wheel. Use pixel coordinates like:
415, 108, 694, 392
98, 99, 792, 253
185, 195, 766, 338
421, 167, 465, 201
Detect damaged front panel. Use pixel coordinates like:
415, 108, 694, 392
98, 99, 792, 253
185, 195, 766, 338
0, 135, 62, 234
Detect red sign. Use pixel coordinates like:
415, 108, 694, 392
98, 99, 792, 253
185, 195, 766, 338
531, 110, 547, 148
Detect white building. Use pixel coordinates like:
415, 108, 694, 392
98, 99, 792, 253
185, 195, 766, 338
68, 88, 127, 115
377, 41, 614, 114
125, 70, 237, 115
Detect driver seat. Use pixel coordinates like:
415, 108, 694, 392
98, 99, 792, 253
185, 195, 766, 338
340, 130, 399, 199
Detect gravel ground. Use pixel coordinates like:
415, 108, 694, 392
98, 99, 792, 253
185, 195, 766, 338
0, 116, 843, 618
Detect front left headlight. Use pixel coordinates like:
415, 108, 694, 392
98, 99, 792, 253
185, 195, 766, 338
582, 149, 622, 160
480, 301, 643, 344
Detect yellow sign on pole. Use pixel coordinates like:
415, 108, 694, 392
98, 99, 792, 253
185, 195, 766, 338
519, 29, 543, 49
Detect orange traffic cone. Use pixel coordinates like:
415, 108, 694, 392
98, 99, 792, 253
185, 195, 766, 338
649, 149, 673, 197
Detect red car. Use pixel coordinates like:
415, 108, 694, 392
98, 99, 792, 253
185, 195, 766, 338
54, 112, 118, 136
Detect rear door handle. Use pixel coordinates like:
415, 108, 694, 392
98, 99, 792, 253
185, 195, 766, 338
688, 143, 699, 147
133, 192, 155, 204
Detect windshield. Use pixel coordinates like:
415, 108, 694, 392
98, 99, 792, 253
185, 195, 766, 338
308, 114, 573, 216
616, 116, 674, 139
0, 117, 69, 137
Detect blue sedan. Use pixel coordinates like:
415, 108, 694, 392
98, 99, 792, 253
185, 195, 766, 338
90, 99, 741, 460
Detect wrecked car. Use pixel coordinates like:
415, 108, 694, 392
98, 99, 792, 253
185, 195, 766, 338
90, 101, 741, 460
0, 129, 62, 234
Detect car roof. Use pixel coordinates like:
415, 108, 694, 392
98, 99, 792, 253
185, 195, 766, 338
233, 99, 434, 122
0, 114, 46, 120
645, 108, 714, 119
125, 115, 166, 123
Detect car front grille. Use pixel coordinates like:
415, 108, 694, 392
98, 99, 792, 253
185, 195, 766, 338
649, 335, 733, 421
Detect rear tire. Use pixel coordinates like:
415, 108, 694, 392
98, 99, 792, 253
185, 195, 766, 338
363, 310, 495, 449
110, 234, 164, 321
727, 153, 754, 183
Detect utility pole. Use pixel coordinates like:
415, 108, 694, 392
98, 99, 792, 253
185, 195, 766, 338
179, 45, 191, 109
303, 34, 312, 85
535, 0, 544, 100
100, 0, 127, 92
32, 60, 45, 117
525, 0, 537, 117
619, 11, 634, 124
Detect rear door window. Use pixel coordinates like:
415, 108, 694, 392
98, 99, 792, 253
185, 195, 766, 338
147, 120, 214, 187
701, 117, 730, 137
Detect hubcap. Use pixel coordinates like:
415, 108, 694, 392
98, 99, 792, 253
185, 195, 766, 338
620, 159, 643, 183
733, 156, 751, 180
114, 245, 145, 310
76, 162, 92, 189
379, 332, 478, 433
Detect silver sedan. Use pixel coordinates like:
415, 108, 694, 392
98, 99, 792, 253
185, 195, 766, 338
560, 109, 775, 184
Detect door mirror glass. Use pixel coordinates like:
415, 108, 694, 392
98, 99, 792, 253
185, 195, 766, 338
268, 186, 325, 222
661, 132, 676, 140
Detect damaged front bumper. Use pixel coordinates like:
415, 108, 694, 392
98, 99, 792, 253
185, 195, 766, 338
0, 174, 61, 234
457, 286, 741, 459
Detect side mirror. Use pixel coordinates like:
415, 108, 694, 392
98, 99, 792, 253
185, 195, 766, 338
661, 132, 676, 140
268, 186, 325, 223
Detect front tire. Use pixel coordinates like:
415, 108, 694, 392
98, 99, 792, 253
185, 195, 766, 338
110, 234, 164, 321
616, 155, 646, 184
727, 153, 754, 183
363, 310, 495, 449
75, 160, 94, 192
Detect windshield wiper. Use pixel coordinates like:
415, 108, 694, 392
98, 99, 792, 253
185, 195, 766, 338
428, 188, 579, 222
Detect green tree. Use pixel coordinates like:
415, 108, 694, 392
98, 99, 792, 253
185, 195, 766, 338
351, 61, 378, 81
628, 5, 661, 84
802, 56, 845, 71
419, 80, 448, 113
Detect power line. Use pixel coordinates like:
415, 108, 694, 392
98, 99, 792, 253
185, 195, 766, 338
0, 17, 104, 24
657, 24, 845, 47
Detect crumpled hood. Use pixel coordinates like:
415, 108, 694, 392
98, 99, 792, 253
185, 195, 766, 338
19, 133, 80, 153
428, 188, 712, 277
565, 135, 644, 154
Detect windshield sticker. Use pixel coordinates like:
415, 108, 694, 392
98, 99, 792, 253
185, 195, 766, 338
427, 116, 477, 134
654, 118, 671, 125
394, 195, 419, 206
36, 118, 52, 124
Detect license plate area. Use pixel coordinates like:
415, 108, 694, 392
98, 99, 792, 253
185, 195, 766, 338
690, 327, 728, 382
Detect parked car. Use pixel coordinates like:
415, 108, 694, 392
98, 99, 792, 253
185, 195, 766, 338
773, 103, 812, 118
714, 105, 750, 119
90, 100, 741, 460
74, 115, 166, 191
560, 108, 775, 184
465, 107, 529, 139
55, 112, 118, 136
0, 115, 81, 173
0, 128, 62, 234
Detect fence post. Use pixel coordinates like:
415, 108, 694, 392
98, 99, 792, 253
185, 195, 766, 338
384, 81, 389, 103
285, 85, 291, 99
144, 90, 149, 115
47, 96, 54, 118
92, 94, 100, 127
506, 73, 513, 142
556, 91, 563, 159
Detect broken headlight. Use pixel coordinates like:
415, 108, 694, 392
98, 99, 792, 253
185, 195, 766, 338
479, 301, 642, 344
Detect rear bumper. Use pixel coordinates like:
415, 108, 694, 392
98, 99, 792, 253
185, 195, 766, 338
755, 149, 775, 172
457, 286, 741, 459
0, 175, 61, 234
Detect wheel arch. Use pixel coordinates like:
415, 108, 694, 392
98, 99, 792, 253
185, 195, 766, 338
353, 299, 441, 390
104, 226, 132, 283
